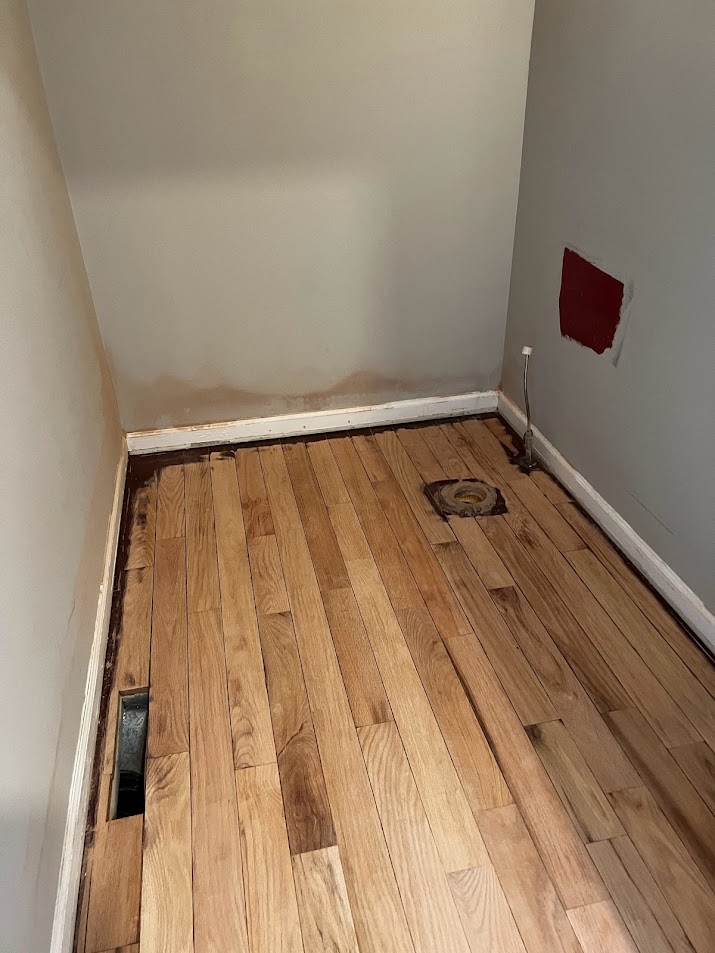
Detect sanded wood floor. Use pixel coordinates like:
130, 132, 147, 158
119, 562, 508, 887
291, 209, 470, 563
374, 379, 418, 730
75, 415, 715, 953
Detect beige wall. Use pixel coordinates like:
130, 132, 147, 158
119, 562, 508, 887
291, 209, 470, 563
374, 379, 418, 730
503, 1, 715, 609
0, 2, 123, 949
28, 0, 535, 430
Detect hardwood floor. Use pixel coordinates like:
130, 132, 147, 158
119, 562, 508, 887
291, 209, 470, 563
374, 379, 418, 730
77, 416, 715, 953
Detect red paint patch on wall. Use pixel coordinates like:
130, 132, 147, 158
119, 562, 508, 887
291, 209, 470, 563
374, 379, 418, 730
559, 248, 625, 354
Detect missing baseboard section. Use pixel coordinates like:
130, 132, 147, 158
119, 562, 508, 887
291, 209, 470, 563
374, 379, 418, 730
111, 691, 149, 820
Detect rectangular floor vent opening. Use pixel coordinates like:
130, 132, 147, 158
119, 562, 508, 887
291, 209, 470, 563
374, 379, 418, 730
111, 690, 149, 819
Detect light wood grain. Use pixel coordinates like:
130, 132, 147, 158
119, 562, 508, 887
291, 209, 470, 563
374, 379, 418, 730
307, 437, 350, 504
329, 434, 422, 609
148, 537, 189, 758
344, 556, 487, 871
447, 632, 606, 909
374, 428, 455, 545
434, 540, 558, 726
605, 708, 715, 889
587, 839, 686, 953
509, 475, 584, 553
292, 846, 360, 953
670, 742, 715, 814
396, 605, 512, 812
448, 865, 527, 953
248, 533, 290, 616
569, 548, 715, 749
185, 460, 221, 611
125, 477, 157, 569
235, 762, 303, 953
155, 464, 185, 539
352, 432, 393, 483
505, 507, 699, 747
567, 900, 638, 953
609, 786, 715, 953
140, 753, 193, 953
481, 514, 632, 713
327, 501, 373, 562
235, 447, 274, 538
420, 423, 475, 477
85, 814, 143, 952
490, 583, 639, 793
478, 803, 583, 953
526, 720, 624, 843
210, 453, 276, 768
258, 611, 336, 855
396, 425, 449, 482
115, 565, 153, 692
461, 418, 520, 482
259, 444, 414, 953
558, 501, 715, 698
530, 468, 573, 506
283, 440, 351, 591
359, 722, 472, 953
322, 587, 392, 727
451, 516, 514, 589
188, 608, 249, 953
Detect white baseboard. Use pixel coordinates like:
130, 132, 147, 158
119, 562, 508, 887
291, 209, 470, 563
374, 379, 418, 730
126, 391, 500, 454
498, 393, 715, 654
50, 439, 128, 953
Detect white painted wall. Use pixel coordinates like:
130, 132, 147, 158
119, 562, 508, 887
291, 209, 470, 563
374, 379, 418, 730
502, 1, 715, 609
27, 0, 535, 431
0, 2, 123, 949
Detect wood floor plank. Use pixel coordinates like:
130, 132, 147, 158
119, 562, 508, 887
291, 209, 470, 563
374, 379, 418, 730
322, 587, 392, 727
569, 548, 715, 749
481, 515, 632, 713
443, 421, 505, 487
605, 709, 715, 889
329, 435, 422, 609
558, 501, 715, 698
374, 428, 456, 545
434, 541, 558, 726
505, 507, 699, 748
235, 762, 303, 953
185, 460, 221, 612
451, 516, 514, 590
148, 537, 189, 758
85, 814, 143, 952
292, 846, 360, 953
526, 720, 624, 843
461, 418, 521, 482
359, 722, 472, 953
371, 466, 472, 638
353, 431, 396, 483
446, 632, 606, 909
115, 565, 153, 692
396, 605, 512, 812
210, 453, 276, 768
188, 608, 249, 953
609, 786, 715, 953
125, 477, 157, 569
307, 436, 350, 505
419, 422, 475, 478
670, 742, 715, 814
342, 555, 488, 871
327, 501, 374, 562
283, 440, 351, 592
448, 865, 527, 953
530, 468, 572, 506
396, 425, 449, 483
235, 447, 274, 539
567, 900, 638, 953
258, 611, 337, 855
140, 753, 193, 953
259, 444, 415, 953
490, 584, 639, 793
155, 463, 185, 540
478, 803, 583, 953
587, 839, 689, 953
483, 415, 522, 458
247, 533, 290, 617
509, 475, 584, 553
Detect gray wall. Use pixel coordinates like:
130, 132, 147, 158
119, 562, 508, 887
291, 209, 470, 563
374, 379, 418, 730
0, 2, 123, 948
28, 0, 535, 430
503, 1, 715, 609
